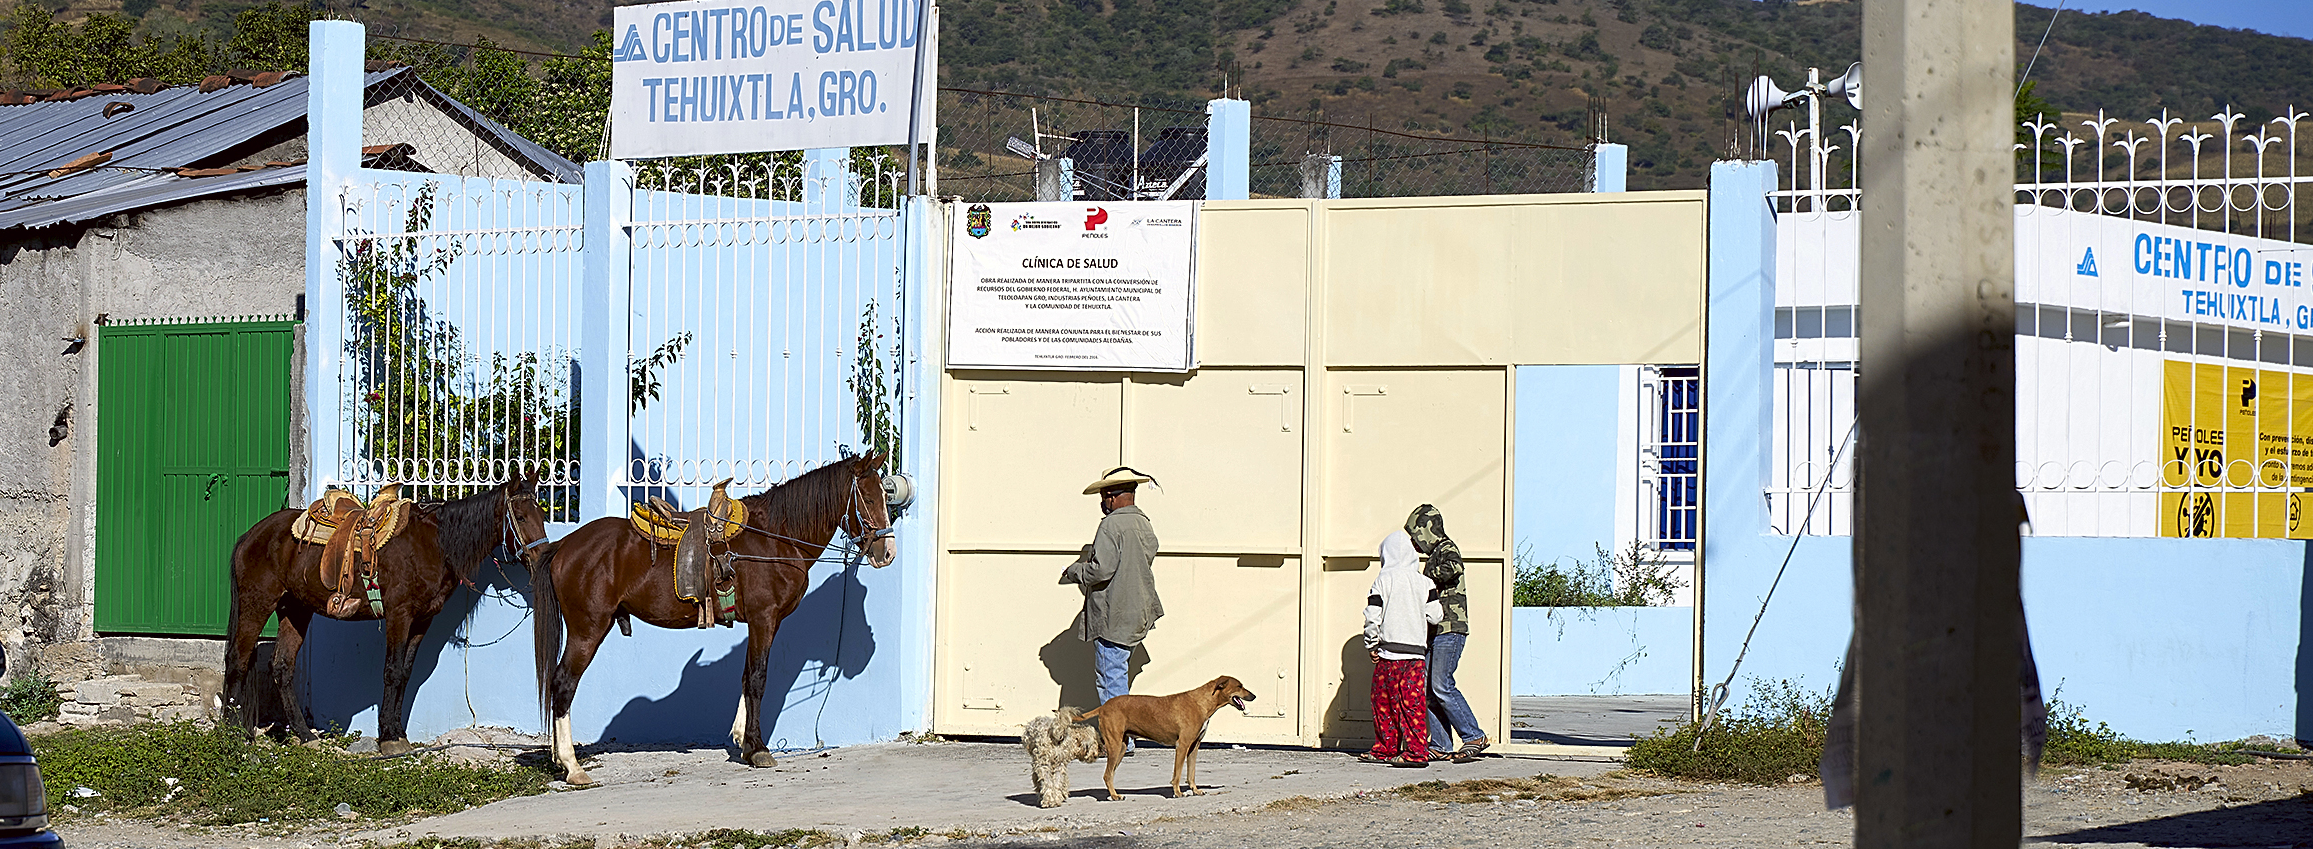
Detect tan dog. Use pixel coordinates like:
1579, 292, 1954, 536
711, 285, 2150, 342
1076, 676, 1257, 800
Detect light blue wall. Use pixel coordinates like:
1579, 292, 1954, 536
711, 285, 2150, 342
1699, 160, 2311, 743
1513, 365, 1619, 568
294, 24, 929, 748
1511, 607, 1690, 696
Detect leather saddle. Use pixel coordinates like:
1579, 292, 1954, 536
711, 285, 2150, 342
295, 485, 413, 618
628, 480, 746, 628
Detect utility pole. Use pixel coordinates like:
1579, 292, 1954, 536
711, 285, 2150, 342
1854, 0, 2020, 846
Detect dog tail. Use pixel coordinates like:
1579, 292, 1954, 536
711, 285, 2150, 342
1072, 704, 1101, 723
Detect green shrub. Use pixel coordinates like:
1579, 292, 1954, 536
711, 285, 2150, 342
0, 671, 61, 723
34, 722, 552, 824
2042, 698, 2253, 767
1626, 679, 1829, 784
1513, 541, 1686, 607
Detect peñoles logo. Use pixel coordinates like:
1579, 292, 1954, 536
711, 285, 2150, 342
1084, 207, 1109, 231
965, 204, 992, 238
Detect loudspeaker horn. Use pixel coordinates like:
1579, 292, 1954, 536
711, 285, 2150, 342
1744, 75, 1796, 121
1827, 62, 1862, 110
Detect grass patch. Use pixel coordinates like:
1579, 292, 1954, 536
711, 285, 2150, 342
1394, 773, 1675, 803
1261, 794, 1330, 811
0, 671, 61, 723
676, 829, 839, 848
33, 722, 553, 824
1626, 679, 1829, 785
2043, 699, 2256, 767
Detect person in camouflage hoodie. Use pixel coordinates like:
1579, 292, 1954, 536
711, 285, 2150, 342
1407, 504, 1489, 761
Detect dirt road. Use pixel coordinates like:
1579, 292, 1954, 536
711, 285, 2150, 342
48, 740, 2313, 848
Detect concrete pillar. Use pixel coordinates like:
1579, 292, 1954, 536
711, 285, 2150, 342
579, 160, 634, 521
1699, 160, 1778, 714
1035, 158, 1074, 201
803, 147, 854, 211
894, 195, 944, 731
1299, 154, 1342, 199
1853, 1, 2019, 846
302, 19, 363, 499
1204, 98, 1250, 200
1590, 143, 1627, 192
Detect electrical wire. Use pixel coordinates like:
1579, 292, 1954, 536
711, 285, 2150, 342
1692, 420, 1857, 751
2018, 0, 2068, 96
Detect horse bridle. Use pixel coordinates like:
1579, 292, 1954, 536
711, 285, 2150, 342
728, 471, 894, 563
499, 487, 551, 562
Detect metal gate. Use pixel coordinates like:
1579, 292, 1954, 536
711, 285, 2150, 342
618, 151, 911, 505
95, 318, 296, 634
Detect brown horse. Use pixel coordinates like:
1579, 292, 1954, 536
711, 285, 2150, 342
531, 453, 895, 784
223, 473, 549, 753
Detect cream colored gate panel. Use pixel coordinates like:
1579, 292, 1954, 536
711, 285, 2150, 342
1124, 368, 1303, 552
1129, 554, 1301, 745
1196, 202, 1310, 367
1319, 369, 1508, 554
1508, 197, 1707, 365
935, 552, 1093, 734
1324, 204, 1515, 366
943, 373, 1122, 547
932, 552, 1302, 743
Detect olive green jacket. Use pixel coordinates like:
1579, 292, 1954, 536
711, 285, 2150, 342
1062, 506, 1164, 645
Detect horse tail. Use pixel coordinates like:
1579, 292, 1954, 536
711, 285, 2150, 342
531, 539, 563, 729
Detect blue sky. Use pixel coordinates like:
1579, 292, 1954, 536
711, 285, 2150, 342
2021, 1, 2313, 42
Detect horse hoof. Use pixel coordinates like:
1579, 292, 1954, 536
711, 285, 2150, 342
562, 769, 596, 786
748, 751, 778, 768
378, 740, 414, 757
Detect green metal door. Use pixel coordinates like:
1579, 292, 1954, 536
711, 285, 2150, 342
95, 320, 296, 635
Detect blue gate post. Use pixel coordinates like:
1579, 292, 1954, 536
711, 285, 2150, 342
895, 194, 942, 732
1697, 159, 1781, 711
1591, 143, 1628, 192
581, 160, 633, 521
302, 19, 363, 500
1205, 98, 1250, 200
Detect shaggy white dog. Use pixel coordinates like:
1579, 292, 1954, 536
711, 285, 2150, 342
1022, 706, 1101, 808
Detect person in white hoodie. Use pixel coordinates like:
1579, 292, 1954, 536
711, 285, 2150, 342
1359, 529, 1443, 767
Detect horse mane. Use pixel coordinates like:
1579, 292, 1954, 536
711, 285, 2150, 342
740, 458, 857, 539
425, 483, 505, 575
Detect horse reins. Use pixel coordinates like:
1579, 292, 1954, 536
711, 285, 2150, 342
461, 487, 549, 593
727, 474, 894, 565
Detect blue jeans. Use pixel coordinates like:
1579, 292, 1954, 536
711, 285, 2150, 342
1427, 632, 1487, 751
1094, 638, 1134, 750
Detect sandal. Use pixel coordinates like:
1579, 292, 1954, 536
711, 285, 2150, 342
1452, 737, 1491, 763
1356, 752, 1391, 764
1388, 756, 1431, 768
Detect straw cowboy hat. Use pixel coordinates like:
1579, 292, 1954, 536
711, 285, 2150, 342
1083, 466, 1159, 495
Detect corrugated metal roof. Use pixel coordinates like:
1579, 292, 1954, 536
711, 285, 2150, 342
0, 68, 582, 231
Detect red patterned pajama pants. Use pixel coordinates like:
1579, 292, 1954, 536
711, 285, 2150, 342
1369, 657, 1430, 761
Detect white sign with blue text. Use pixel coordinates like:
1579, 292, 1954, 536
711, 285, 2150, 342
948, 202, 1199, 372
2018, 208, 2313, 332
609, 0, 932, 158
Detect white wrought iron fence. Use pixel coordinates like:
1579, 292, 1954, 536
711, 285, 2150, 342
1765, 103, 2313, 537
331, 176, 585, 504
619, 151, 910, 507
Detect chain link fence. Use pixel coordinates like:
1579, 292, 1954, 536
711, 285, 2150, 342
936, 88, 1595, 202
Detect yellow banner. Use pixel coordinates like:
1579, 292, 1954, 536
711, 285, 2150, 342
2157, 359, 2313, 538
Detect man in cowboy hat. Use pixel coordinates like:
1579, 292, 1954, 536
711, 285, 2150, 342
1062, 466, 1164, 725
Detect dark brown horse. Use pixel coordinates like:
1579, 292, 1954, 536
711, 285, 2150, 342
532, 453, 895, 784
224, 473, 549, 753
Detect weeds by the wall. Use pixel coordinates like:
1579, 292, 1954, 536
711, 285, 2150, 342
2042, 698, 2256, 767
1512, 541, 1687, 607
0, 671, 60, 723
33, 722, 553, 824
1625, 679, 1829, 785
1631, 683, 2263, 784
